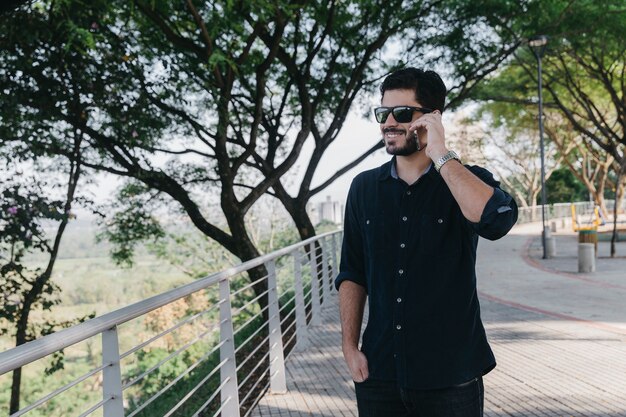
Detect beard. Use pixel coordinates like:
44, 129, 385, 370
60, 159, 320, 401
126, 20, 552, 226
384, 129, 422, 156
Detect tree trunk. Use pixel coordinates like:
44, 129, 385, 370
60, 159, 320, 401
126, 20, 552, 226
615, 175, 626, 215
530, 189, 542, 222
611, 166, 625, 257
225, 210, 270, 316
272, 191, 332, 303
10, 193, 73, 413
9, 131, 83, 413
592, 187, 609, 221
9, 364, 22, 415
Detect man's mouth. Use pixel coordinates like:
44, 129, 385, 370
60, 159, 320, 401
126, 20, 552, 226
383, 129, 406, 141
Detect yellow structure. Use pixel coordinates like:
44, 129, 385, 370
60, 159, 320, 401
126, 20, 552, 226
571, 204, 603, 232
571, 204, 603, 254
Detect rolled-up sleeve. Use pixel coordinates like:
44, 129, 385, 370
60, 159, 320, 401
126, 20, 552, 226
335, 181, 367, 291
467, 166, 518, 240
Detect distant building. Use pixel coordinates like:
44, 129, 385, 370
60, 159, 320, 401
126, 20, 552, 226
307, 196, 344, 225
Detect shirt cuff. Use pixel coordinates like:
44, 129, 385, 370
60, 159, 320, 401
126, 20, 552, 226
472, 188, 518, 240
483, 188, 512, 216
335, 271, 367, 293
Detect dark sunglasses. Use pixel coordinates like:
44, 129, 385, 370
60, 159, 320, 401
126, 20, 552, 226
373, 106, 433, 123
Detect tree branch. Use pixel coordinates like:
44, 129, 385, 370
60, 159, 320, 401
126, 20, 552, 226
309, 140, 384, 198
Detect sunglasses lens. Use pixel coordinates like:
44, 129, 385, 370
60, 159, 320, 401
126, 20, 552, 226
393, 107, 414, 123
374, 108, 390, 123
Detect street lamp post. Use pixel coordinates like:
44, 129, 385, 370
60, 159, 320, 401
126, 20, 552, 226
529, 35, 549, 259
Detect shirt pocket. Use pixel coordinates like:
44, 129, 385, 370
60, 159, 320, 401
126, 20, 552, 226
363, 215, 387, 254
419, 214, 462, 257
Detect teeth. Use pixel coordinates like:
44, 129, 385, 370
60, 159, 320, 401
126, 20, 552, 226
385, 131, 403, 139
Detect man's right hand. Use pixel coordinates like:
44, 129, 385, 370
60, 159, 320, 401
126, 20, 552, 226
339, 280, 368, 382
344, 347, 369, 383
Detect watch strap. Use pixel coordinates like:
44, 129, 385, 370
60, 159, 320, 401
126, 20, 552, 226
434, 150, 461, 172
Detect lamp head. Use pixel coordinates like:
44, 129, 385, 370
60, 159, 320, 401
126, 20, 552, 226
528, 35, 548, 58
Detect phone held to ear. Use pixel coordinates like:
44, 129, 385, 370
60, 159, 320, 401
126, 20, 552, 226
412, 129, 423, 152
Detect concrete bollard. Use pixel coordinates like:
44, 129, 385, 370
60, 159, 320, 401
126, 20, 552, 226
578, 243, 595, 273
546, 236, 556, 258
550, 221, 557, 233
543, 226, 551, 240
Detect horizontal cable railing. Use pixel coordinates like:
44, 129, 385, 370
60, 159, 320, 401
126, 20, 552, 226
515, 200, 624, 225
0, 230, 343, 417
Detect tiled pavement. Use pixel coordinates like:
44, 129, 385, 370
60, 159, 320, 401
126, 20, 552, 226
251, 224, 626, 416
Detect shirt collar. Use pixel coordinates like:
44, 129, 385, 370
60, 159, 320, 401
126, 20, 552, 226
379, 156, 434, 182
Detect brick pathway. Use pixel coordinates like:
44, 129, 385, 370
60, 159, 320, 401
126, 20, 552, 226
251, 224, 626, 416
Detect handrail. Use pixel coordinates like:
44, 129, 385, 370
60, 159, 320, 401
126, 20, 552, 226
0, 229, 338, 376
516, 199, 625, 225
517, 201, 596, 224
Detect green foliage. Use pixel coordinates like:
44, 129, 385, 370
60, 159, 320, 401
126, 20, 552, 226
147, 227, 238, 279
97, 182, 166, 268
469, 0, 626, 208
315, 219, 339, 233
0, 180, 66, 335
0, 181, 66, 255
544, 167, 587, 204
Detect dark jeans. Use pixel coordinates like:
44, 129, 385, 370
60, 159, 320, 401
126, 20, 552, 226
354, 377, 484, 417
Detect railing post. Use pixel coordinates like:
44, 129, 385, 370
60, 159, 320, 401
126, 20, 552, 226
308, 242, 322, 326
266, 260, 287, 393
321, 237, 332, 307
331, 232, 339, 279
219, 279, 240, 417
102, 326, 124, 417
293, 250, 310, 351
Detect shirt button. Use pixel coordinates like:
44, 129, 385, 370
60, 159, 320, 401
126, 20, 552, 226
400, 243, 406, 248
397, 298, 402, 303
438, 218, 444, 224
396, 325, 402, 330
399, 269, 404, 275
402, 216, 408, 221
366, 219, 370, 224
406, 191, 411, 195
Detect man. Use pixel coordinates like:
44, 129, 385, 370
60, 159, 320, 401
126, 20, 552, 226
335, 67, 518, 417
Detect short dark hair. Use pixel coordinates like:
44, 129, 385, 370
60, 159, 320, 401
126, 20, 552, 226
380, 68, 446, 112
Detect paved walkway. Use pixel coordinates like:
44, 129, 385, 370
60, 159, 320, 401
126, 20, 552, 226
251, 223, 626, 416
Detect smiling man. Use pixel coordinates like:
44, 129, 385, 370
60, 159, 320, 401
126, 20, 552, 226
336, 68, 518, 417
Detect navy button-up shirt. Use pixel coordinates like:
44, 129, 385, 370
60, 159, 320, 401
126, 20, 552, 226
335, 157, 518, 390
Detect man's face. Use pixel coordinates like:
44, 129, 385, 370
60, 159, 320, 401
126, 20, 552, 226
379, 89, 427, 156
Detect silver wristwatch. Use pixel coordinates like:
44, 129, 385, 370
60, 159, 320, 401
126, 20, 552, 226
434, 150, 461, 172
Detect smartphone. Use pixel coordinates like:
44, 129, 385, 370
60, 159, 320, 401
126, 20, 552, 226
411, 129, 422, 151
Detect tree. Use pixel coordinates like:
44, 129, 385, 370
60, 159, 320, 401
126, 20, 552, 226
544, 167, 587, 204
0, 145, 92, 413
1, 0, 524, 297
545, 111, 614, 216
459, 102, 565, 210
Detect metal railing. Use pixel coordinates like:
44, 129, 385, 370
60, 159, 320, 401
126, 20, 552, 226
517, 199, 625, 227
0, 230, 343, 417
517, 201, 594, 224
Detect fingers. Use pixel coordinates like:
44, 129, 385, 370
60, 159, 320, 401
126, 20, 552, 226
410, 110, 445, 154
410, 110, 441, 131
354, 360, 368, 382
349, 351, 369, 382
359, 365, 369, 382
